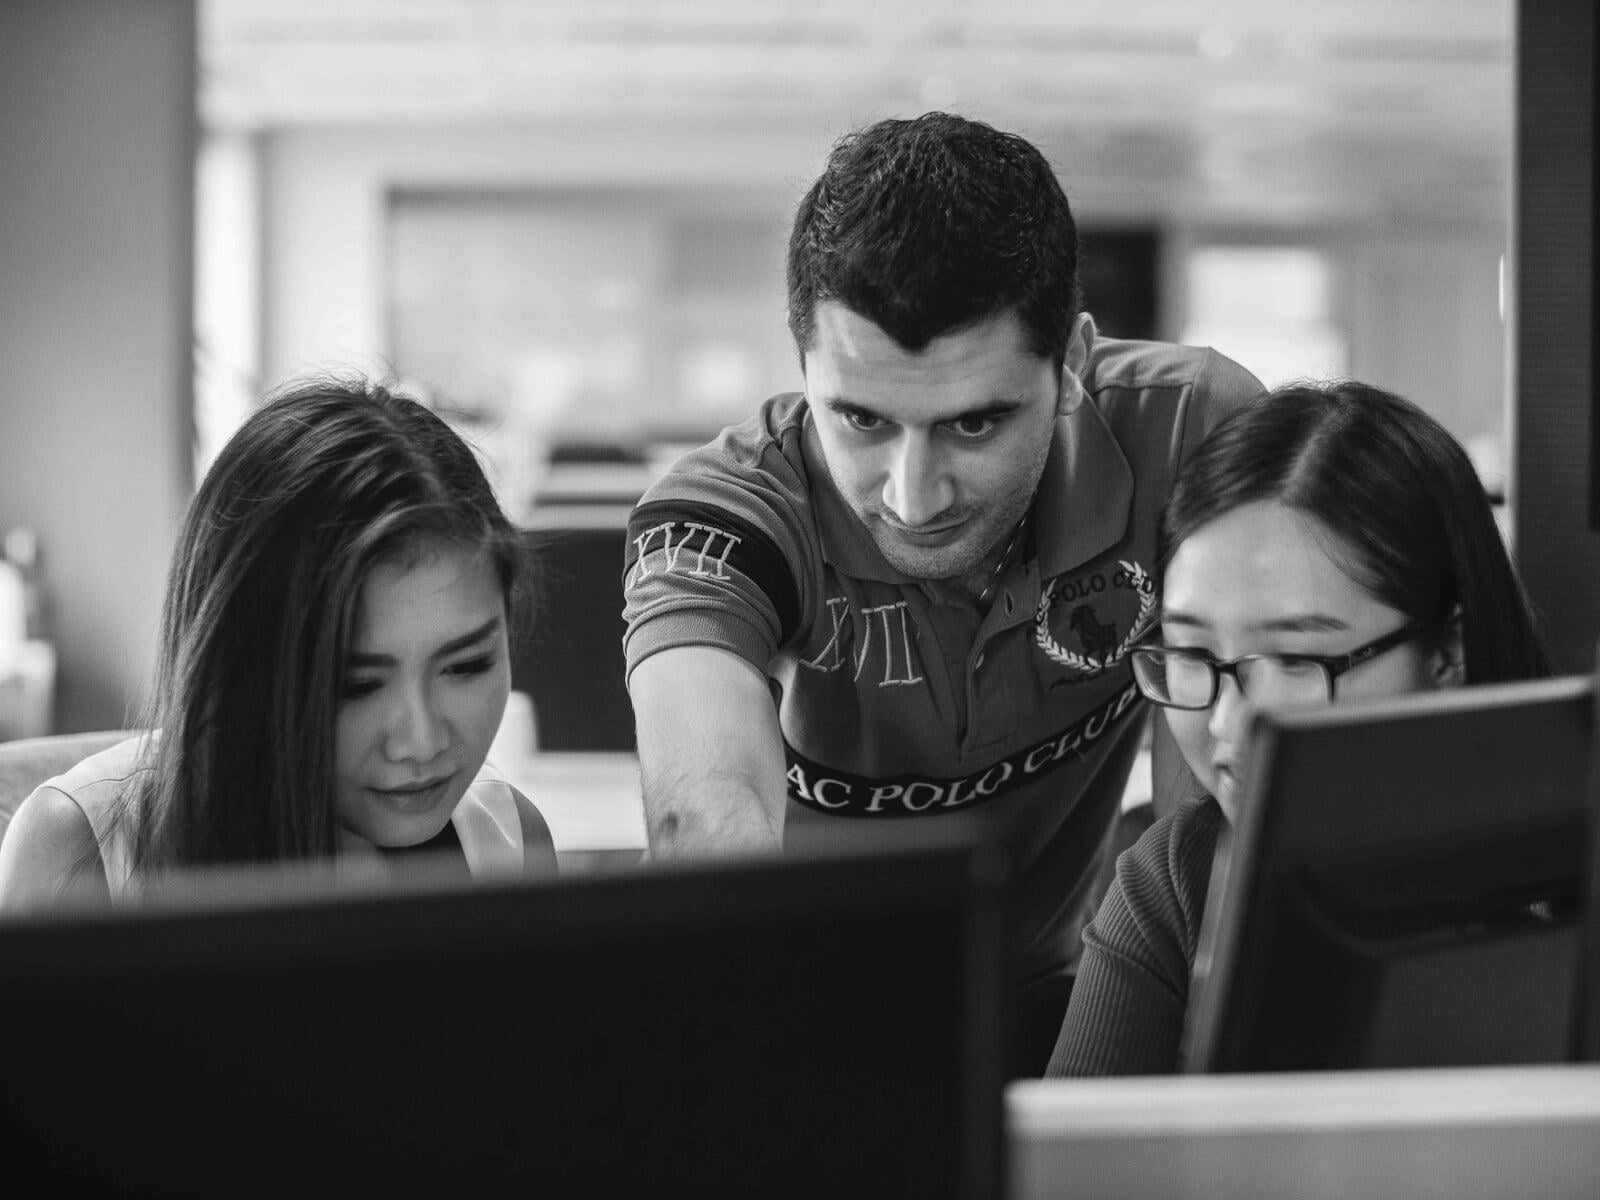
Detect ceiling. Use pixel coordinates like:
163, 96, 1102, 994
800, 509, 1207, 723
200, 0, 1515, 225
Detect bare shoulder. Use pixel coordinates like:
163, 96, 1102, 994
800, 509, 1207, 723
511, 784, 558, 876
0, 786, 108, 908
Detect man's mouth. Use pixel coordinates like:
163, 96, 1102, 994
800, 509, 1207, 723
880, 515, 968, 542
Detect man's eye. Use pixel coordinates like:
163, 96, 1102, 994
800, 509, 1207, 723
841, 410, 882, 432
948, 415, 997, 438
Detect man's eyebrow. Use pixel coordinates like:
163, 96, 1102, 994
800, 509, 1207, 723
818, 396, 878, 419
819, 395, 1026, 423
346, 615, 502, 668
938, 398, 1025, 421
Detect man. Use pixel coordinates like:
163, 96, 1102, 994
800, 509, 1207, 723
622, 112, 1263, 1075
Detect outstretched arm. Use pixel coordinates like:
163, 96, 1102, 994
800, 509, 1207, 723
629, 644, 788, 859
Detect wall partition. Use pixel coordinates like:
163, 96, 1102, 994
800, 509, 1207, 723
0, 0, 196, 732
1515, 0, 1599, 672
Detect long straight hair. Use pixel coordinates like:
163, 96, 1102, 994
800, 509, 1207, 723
1160, 380, 1552, 685
125, 378, 524, 871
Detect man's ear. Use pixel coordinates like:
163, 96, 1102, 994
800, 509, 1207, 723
1432, 606, 1467, 687
1058, 312, 1097, 415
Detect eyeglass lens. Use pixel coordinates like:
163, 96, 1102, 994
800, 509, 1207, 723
1134, 651, 1331, 708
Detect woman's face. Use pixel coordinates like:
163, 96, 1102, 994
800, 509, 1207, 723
335, 542, 511, 848
1159, 500, 1455, 823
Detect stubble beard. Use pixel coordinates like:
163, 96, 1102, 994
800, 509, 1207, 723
865, 476, 1039, 583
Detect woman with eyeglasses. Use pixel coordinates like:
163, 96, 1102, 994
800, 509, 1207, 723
1044, 378, 1552, 1077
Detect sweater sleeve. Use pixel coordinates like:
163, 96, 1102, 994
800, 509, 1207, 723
1044, 798, 1224, 1076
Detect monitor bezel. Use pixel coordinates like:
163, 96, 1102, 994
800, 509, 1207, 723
1182, 673, 1594, 1074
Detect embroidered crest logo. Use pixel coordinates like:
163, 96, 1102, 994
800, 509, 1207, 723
1034, 559, 1157, 679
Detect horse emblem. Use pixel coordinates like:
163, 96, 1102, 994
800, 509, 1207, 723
1035, 559, 1157, 678
1067, 604, 1120, 663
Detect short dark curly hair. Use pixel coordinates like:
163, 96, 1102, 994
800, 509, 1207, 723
786, 111, 1080, 363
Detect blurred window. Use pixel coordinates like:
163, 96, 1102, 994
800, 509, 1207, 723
385, 189, 799, 523
1181, 246, 1347, 389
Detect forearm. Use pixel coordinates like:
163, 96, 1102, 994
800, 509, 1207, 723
630, 645, 789, 859
642, 765, 783, 858
1045, 835, 1193, 1077
1046, 942, 1187, 1076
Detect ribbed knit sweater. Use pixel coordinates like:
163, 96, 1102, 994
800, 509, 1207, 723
1044, 794, 1226, 1076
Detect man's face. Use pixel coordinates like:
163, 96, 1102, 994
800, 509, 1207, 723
804, 302, 1063, 583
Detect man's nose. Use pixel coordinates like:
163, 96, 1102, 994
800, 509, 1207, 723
881, 432, 954, 529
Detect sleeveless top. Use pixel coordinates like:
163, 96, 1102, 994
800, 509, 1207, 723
30, 734, 537, 898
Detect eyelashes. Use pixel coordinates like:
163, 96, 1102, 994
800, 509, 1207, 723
947, 415, 999, 438
836, 412, 1006, 438
340, 654, 498, 701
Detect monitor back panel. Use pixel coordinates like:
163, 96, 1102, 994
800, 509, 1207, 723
0, 834, 1009, 1198
1184, 675, 1593, 1073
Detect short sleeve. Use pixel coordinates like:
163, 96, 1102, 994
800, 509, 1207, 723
621, 400, 816, 684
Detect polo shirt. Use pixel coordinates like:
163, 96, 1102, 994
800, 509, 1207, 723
622, 329, 1262, 984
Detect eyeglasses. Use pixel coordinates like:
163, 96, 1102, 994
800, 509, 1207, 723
1129, 622, 1426, 711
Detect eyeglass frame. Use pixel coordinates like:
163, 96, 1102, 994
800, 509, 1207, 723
1129, 621, 1428, 711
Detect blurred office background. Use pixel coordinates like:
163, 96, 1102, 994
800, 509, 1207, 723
200, 0, 1515, 508
4, 0, 1595, 745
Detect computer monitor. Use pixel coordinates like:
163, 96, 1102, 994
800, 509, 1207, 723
1580, 643, 1600, 1062
0, 825, 1010, 1198
1182, 674, 1594, 1073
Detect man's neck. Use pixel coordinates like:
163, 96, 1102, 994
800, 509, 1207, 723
960, 511, 1032, 609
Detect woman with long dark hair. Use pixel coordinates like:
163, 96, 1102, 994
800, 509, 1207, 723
0, 377, 554, 904
1046, 379, 1551, 1076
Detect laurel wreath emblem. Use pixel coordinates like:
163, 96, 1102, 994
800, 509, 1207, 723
1033, 559, 1158, 672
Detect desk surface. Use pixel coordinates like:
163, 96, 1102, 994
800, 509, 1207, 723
1008, 1065, 1600, 1200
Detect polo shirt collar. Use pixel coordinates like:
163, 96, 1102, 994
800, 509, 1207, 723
1033, 377, 1134, 581
800, 373, 1135, 585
